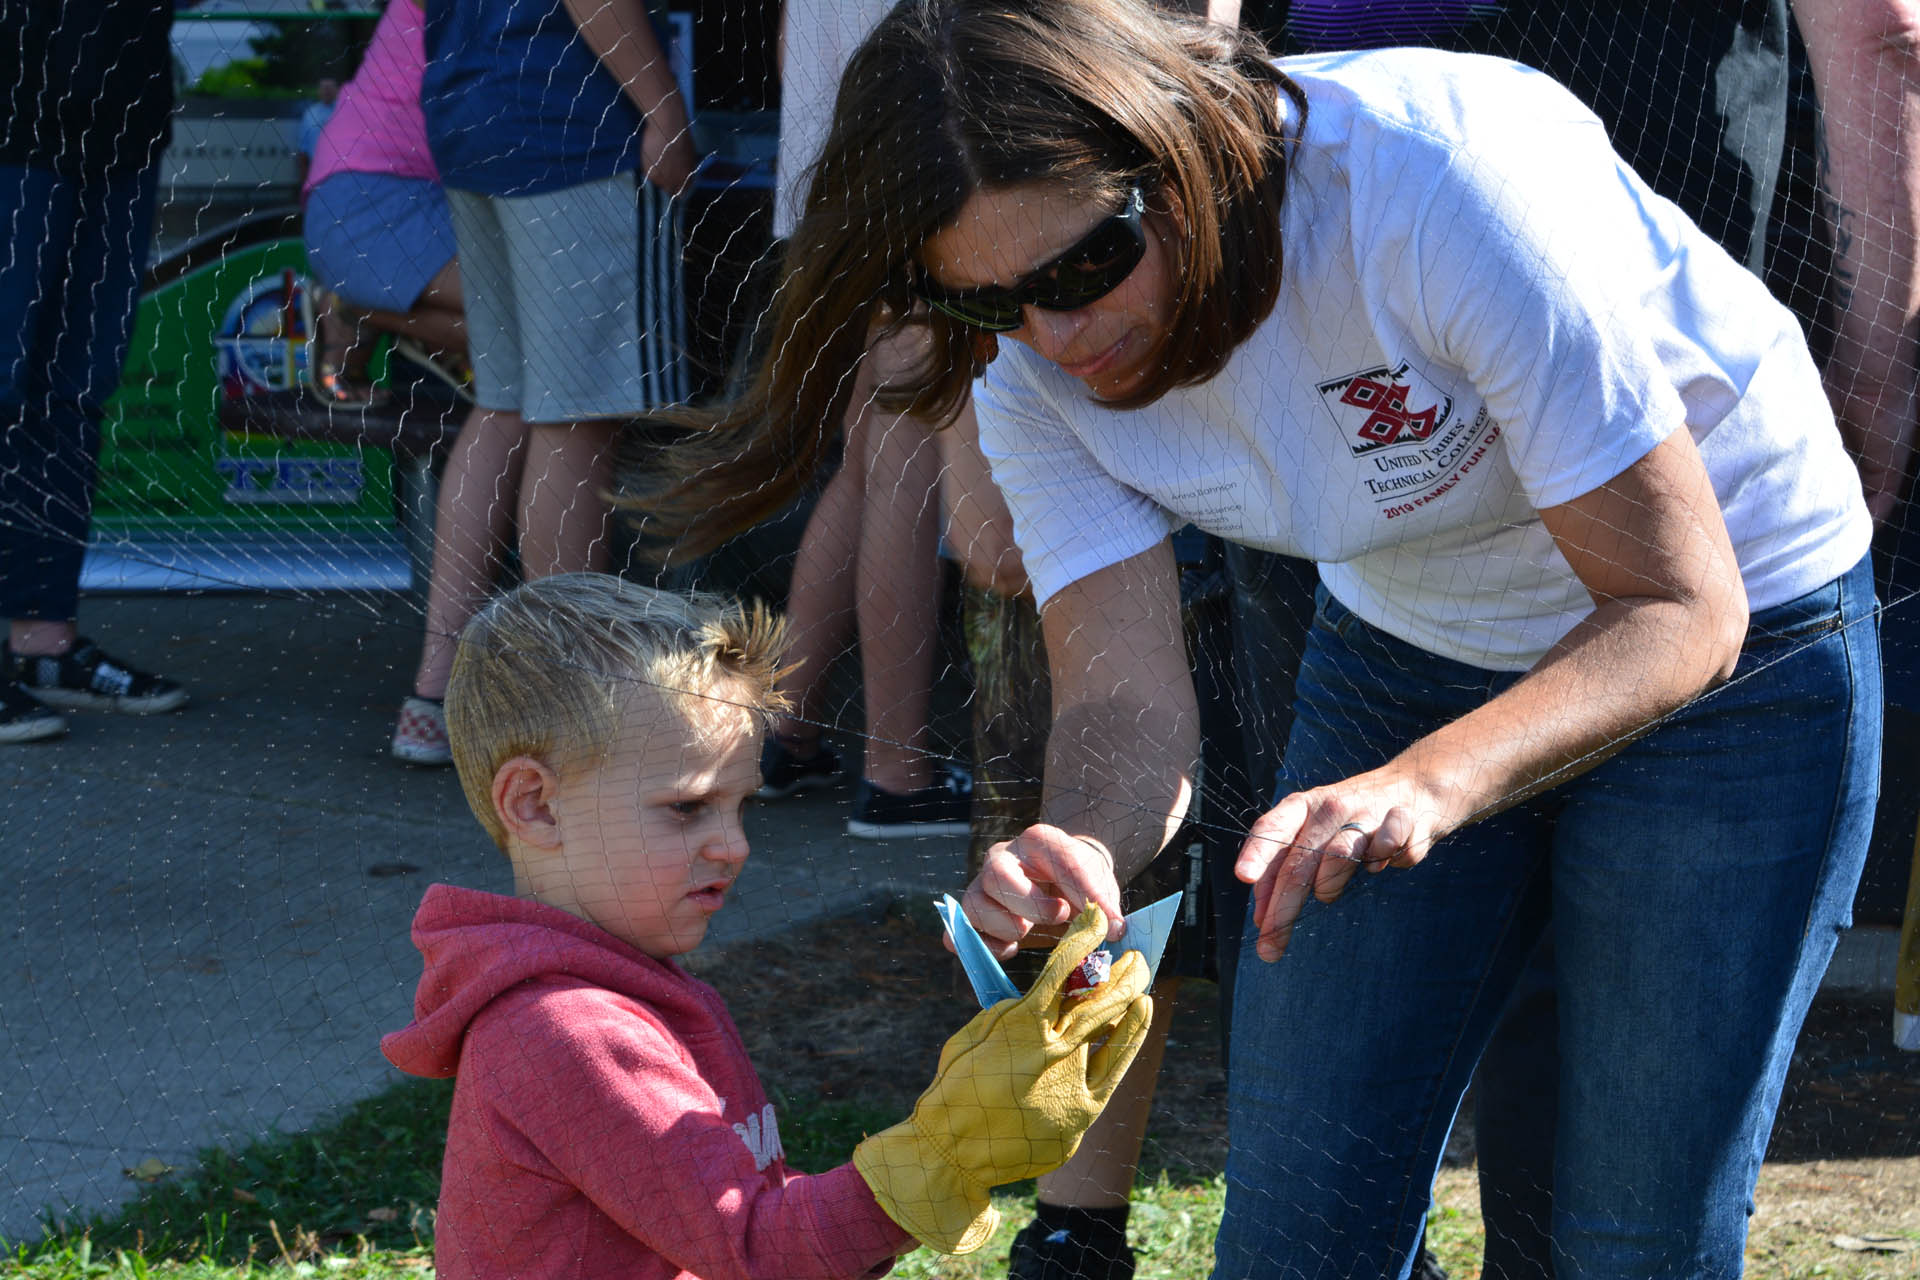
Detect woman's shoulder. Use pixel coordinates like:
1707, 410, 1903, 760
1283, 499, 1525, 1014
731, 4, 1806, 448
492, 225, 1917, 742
1281, 48, 1597, 161
1276, 46, 1611, 264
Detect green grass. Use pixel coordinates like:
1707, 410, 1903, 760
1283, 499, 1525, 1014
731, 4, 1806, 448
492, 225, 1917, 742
0, 1072, 1534, 1280
880, 1175, 1229, 1280
765, 1088, 899, 1177
0, 1075, 1504, 1280
21, 1076, 1889, 1280
2, 1078, 1235, 1279
765, 1088, 1233, 1279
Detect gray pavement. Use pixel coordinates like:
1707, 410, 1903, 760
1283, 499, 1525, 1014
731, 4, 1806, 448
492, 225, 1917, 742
1, 590, 964, 1240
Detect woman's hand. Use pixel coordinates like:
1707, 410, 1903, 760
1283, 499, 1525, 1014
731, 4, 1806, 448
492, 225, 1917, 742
960, 824, 1128, 958
1235, 768, 1454, 963
1237, 429, 1747, 965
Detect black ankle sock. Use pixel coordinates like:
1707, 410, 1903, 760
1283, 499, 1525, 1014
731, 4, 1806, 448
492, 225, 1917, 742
1033, 1201, 1129, 1252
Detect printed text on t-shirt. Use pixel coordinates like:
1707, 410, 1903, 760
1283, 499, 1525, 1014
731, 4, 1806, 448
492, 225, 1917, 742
1378, 422, 1501, 518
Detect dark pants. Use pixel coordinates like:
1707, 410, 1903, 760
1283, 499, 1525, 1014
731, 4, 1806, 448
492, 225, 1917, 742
0, 161, 159, 621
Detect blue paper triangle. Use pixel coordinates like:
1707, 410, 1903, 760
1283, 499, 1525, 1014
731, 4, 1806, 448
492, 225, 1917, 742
935, 890, 1183, 1010
1111, 890, 1181, 982
935, 895, 1023, 1007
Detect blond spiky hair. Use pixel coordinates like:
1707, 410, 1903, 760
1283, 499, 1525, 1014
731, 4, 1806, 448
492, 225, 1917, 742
445, 572, 790, 850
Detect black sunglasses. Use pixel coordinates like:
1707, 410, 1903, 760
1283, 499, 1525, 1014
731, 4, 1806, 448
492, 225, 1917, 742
915, 185, 1149, 332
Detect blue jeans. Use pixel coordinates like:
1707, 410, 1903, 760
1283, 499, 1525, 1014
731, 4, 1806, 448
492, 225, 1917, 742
1215, 556, 1881, 1280
0, 161, 159, 621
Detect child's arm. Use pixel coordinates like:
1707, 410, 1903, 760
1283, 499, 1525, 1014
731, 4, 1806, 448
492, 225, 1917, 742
466, 987, 913, 1279
457, 908, 1147, 1273
560, 0, 698, 194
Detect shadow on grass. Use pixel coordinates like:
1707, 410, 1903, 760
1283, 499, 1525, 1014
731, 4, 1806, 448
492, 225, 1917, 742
1766, 994, 1920, 1164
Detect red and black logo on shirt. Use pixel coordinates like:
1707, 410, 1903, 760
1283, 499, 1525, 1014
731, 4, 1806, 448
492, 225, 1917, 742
1317, 361, 1452, 454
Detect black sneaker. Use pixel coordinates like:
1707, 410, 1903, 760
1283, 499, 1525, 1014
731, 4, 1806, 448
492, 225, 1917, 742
6, 639, 188, 715
846, 762, 972, 840
1008, 1218, 1136, 1280
757, 735, 845, 799
1409, 1241, 1451, 1280
0, 680, 66, 743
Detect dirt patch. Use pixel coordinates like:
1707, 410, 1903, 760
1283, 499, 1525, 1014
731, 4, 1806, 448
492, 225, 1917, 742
689, 902, 960, 1112
692, 904, 1920, 1275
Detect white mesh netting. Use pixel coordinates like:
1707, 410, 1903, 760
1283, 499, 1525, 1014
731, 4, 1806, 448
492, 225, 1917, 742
3, 2, 1917, 1277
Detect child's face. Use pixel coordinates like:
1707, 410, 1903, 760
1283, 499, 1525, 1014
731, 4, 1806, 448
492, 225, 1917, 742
542, 693, 760, 959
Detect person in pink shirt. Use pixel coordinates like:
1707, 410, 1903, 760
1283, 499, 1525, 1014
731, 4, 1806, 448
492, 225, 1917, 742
301, 0, 465, 406
382, 572, 1154, 1279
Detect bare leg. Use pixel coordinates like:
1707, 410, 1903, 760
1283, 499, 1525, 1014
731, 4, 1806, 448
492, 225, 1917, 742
311, 288, 381, 402
774, 456, 862, 744
853, 398, 945, 793
356, 260, 468, 360
937, 397, 1028, 598
416, 258, 464, 318
320, 296, 373, 373
361, 304, 467, 361
1035, 979, 1178, 1209
411, 405, 527, 699
769, 332, 949, 791
942, 389, 1160, 1253
515, 419, 617, 579
9, 619, 77, 655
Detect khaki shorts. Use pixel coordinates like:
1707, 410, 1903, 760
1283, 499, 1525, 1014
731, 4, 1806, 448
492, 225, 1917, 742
446, 173, 686, 422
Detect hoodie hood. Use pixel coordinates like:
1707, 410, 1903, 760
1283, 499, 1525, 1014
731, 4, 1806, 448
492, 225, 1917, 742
382, 883, 713, 1078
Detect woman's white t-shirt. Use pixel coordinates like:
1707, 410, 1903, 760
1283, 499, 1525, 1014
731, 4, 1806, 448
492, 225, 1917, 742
975, 48, 1870, 671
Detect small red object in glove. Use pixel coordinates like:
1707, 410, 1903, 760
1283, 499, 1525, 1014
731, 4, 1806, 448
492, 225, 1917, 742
1062, 948, 1113, 1000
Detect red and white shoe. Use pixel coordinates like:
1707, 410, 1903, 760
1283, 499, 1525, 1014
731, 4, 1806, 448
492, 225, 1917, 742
391, 695, 451, 766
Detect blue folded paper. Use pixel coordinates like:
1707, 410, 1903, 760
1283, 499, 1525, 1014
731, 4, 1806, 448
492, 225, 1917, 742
934, 890, 1183, 1009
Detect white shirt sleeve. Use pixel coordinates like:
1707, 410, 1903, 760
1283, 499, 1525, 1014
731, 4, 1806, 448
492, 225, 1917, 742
973, 350, 1177, 605
1361, 107, 1689, 511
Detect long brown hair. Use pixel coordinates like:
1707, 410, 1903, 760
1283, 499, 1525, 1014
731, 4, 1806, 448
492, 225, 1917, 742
639, 0, 1304, 560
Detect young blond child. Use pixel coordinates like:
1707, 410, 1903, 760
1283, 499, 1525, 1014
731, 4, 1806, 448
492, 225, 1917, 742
381, 572, 1153, 1279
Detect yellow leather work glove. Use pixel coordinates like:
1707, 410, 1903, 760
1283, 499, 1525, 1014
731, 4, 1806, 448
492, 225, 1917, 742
852, 903, 1154, 1254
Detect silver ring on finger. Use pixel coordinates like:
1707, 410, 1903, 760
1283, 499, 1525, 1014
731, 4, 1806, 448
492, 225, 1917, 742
1335, 821, 1367, 836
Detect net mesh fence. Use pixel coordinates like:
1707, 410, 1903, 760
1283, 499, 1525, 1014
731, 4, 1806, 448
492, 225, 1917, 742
3, 0, 1918, 1275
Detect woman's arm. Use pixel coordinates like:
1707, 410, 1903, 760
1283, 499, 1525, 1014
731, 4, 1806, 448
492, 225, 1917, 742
960, 541, 1202, 954
1236, 426, 1749, 961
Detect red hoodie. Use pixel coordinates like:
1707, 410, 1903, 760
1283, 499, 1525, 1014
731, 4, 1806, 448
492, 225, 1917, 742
382, 884, 914, 1280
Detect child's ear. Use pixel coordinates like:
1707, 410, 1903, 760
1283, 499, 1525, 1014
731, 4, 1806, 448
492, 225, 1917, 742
492, 756, 563, 850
